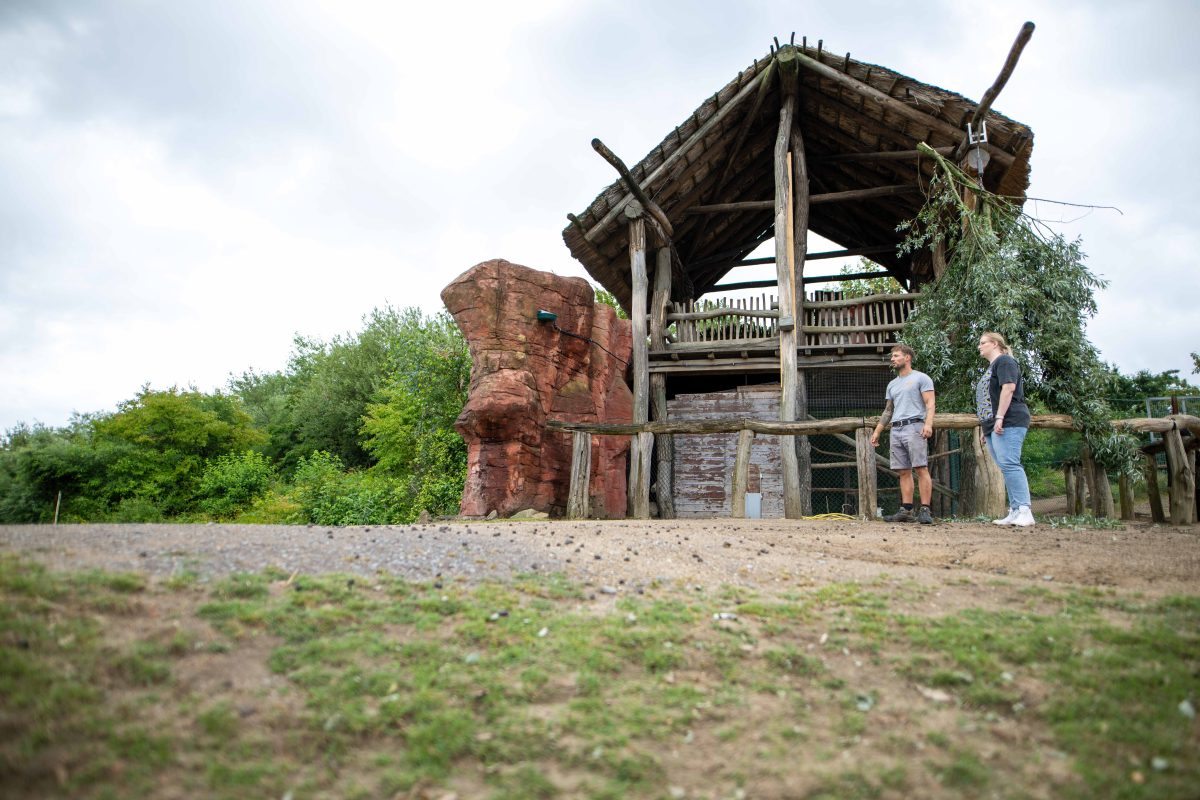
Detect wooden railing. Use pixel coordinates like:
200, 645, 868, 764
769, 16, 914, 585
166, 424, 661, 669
547, 413, 1200, 526
662, 291, 921, 350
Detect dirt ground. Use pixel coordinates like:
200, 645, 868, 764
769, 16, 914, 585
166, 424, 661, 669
3, 496, 1197, 600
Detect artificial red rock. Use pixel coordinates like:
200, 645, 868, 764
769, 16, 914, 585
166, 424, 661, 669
443, 259, 633, 518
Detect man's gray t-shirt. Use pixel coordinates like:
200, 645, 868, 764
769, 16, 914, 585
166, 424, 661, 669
885, 370, 934, 422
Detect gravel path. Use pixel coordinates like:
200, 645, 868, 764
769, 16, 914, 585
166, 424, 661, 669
3, 517, 1198, 597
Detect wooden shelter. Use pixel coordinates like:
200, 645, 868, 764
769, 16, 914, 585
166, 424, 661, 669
560, 32, 1037, 519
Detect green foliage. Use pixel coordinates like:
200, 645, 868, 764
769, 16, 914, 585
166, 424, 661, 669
837, 258, 903, 299
593, 285, 629, 319
198, 450, 276, 518
290, 451, 403, 526
898, 144, 1138, 472
0, 305, 471, 524
0, 389, 263, 522
1103, 365, 1198, 418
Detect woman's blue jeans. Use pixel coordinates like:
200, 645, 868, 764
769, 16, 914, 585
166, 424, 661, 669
986, 427, 1031, 510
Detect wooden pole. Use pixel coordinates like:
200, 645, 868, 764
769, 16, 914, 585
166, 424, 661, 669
1081, 446, 1099, 516
1064, 464, 1076, 516
1072, 464, 1086, 516
592, 138, 674, 238
685, 185, 920, 215
53, 490, 61, 525
627, 209, 651, 519
792, 117, 812, 517
855, 427, 878, 520
731, 428, 755, 518
1143, 453, 1165, 523
650, 248, 675, 519
1163, 426, 1197, 525
584, 65, 770, 242
776, 48, 802, 518
1095, 462, 1115, 519
567, 432, 592, 520
952, 22, 1036, 162
1118, 472, 1134, 520
792, 48, 1015, 168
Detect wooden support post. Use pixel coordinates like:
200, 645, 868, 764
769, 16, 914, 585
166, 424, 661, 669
791, 116, 812, 517
855, 426, 878, 520
650, 248, 675, 519
627, 208, 650, 518
1081, 446, 1099, 516
1064, 463, 1076, 516
1095, 461, 1115, 519
1163, 426, 1197, 525
632, 431, 653, 519
567, 431, 592, 520
776, 48, 802, 518
1072, 464, 1087, 516
1143, 453, 1165, 523
731, 428, 755, 518
963, 431, 1006, 517
1118, 472, 1134, 520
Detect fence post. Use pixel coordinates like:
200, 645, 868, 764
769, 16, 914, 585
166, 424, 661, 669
731, 428, 755, 518
567, 431, 592, 520
855, 426, 878, 520
1143, 452, 1165, 523
1164, 426, 1196, 525
1118, 473, 1134, 520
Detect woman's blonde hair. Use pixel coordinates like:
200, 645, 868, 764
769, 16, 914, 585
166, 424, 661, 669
981, 331, 1011, 354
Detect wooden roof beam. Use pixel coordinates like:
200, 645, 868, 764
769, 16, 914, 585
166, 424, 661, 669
687, 184, 919, 215
584, 62, 772, 243
793, 50, 1015, 167
814, 146, 954, 163
952, 22, 1036, 161
591, 138, 674, 238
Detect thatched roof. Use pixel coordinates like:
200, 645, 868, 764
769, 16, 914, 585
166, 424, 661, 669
563, 43, 1034, 310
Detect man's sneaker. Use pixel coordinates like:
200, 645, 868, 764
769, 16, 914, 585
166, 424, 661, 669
916, 506, 934, 525
1011, 506, 1036, 527
992, 508, 1018, 526
883, 508, 915, 523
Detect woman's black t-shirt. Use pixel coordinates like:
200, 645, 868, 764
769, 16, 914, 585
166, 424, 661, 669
975, 354, 1030, 429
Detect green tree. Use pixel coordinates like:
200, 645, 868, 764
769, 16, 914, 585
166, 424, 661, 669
837, 258, 903, 298
360, 312, 470, 520
897, 144, 1137, 471
593, 285, 629, 319
1103, 366, 1198, 418
90, 387, 264, 516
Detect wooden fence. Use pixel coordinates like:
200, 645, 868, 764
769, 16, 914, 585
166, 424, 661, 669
663, 292, 920, 350
547, 413, 1200, 526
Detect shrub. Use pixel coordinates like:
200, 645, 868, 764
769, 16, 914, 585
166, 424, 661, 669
199, 451, 276, 518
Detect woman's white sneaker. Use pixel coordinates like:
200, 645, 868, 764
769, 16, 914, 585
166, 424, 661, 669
992, 509, 1018, 526
1011, 506, 1036, 527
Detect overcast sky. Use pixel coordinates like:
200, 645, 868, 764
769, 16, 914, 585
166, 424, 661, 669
2, 0, 1196, 431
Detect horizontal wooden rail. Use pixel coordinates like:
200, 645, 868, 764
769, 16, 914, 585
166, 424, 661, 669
556, 414, 1198, 523
548, 413, 1200, 437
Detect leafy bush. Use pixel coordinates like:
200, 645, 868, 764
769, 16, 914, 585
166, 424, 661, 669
290, 451, 404, 526
199, 451, 276, 518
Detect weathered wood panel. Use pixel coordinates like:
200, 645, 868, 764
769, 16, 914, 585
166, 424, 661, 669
668, 387, 785, 518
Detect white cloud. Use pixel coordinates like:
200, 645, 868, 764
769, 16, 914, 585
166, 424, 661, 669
2, 0, 1198, 430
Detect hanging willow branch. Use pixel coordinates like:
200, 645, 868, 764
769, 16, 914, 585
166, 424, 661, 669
897, 144, 1138, 473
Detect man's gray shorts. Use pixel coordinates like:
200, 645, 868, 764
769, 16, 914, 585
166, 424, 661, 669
890, 424, 929, 470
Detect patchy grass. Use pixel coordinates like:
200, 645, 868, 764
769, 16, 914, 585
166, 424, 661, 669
1, 553, 1197, 799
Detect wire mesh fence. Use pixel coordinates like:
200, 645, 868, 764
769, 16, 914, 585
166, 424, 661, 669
805, 366, 961, 517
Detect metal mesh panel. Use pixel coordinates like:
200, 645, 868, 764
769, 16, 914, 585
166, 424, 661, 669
803, 367, 961, 517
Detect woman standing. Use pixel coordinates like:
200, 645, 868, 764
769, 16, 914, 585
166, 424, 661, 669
976, 332, 1035, 526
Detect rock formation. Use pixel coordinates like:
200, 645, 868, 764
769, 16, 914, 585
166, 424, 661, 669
442, 259, 632, 518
